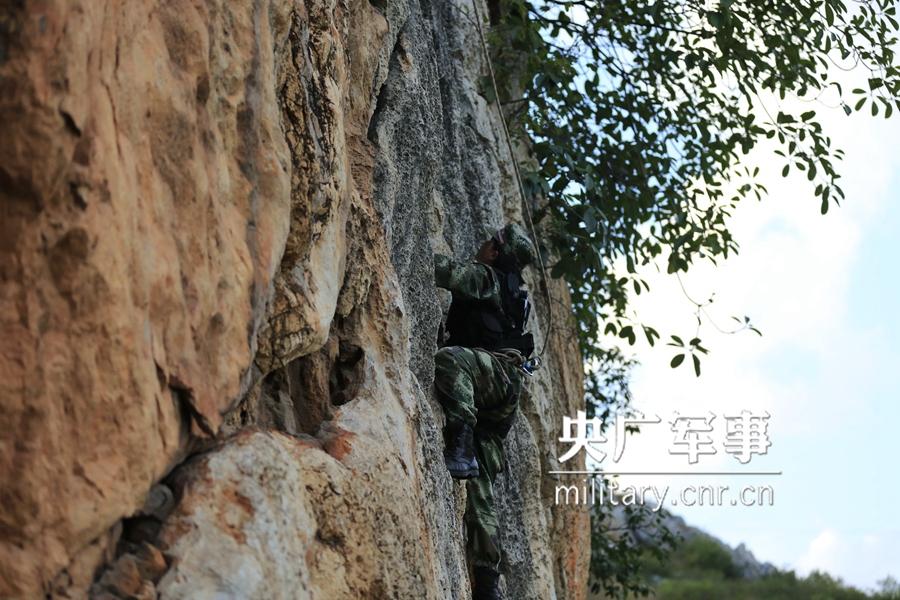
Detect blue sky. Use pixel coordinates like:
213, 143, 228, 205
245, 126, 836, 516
604, 92, 900, 591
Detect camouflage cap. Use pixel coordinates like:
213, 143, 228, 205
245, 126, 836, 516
494, 222, 537, 268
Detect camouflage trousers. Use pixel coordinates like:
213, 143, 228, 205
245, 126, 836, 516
433, 345, 524, 569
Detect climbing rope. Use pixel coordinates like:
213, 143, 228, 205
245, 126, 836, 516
470, 0, 554, 361
480, 348, 532, 378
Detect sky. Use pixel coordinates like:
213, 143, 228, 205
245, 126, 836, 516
601, 86, 900, 591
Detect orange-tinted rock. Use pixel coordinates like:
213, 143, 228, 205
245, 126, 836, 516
1, 0, 589, 598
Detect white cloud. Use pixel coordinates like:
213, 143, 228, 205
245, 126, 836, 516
798, 528, 842, 574
798, 529, 900, 592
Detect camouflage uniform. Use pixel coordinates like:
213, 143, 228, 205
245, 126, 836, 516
434, 253, 525, 569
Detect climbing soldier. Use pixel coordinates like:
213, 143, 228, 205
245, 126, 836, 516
433, 223, 538, 600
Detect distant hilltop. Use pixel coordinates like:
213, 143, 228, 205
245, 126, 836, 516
639, 509, 778, 580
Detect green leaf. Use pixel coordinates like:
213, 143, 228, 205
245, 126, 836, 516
692, 354, 702, 377
670, 354, 685, 368
619, 325, 636, 345
643, 326, 660, 346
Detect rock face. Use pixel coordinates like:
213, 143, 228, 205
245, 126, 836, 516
0, 0, 589, 598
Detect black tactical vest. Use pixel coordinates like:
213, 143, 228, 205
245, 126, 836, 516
443, 265, 535, 358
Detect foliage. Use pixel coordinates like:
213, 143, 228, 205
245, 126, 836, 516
640, 536, 875, 599
669, 535, 741, 580
639, 534, 741, 584
482, 0, 900, 597
484, 0, 900, 384
653, 569, 872, 600
874, 576, 900, 599
583, 346, 634, 422
588, 499, 680, 598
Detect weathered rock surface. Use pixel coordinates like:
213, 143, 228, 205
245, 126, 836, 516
0, 0, 589, 598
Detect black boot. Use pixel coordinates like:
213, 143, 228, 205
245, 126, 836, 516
443, 422, 479, 479
472, 566, 503, 600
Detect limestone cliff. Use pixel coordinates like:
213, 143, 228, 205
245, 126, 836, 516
0, 1, 589, 598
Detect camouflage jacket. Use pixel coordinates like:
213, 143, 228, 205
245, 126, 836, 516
434, 253, 502, 308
